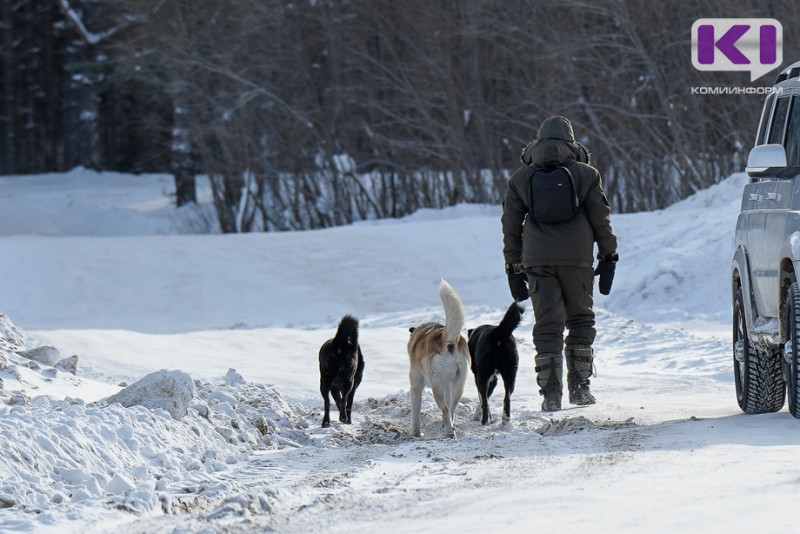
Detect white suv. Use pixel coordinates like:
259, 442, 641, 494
733, 60, 800, 417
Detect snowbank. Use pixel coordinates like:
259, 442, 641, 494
603, 173, 746, 327
0, 314, 311, 525
0, 171, 745, 334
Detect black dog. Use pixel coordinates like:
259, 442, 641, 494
319, 315, 365, 428
467, 303, 523, 425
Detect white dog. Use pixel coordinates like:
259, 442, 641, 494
407, 280, 470, 438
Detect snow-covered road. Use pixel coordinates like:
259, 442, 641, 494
3, 169, 800, 533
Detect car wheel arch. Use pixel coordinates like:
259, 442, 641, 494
780, 257, 797, 340
733, 246, 757, 334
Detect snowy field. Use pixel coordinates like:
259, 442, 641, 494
2, 169, 800, 533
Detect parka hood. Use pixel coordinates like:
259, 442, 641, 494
520, 115, 591, 167
538, 116, 574, 142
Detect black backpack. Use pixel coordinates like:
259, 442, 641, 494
528, 159, 580, 224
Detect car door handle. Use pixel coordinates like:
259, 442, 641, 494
767, 192, 780, 201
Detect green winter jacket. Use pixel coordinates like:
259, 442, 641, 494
502, 116, 617, 268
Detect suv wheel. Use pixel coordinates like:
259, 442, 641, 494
734, 287, 785, 413
785, 282, 800, 417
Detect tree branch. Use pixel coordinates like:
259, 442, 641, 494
54, 0, 137, 45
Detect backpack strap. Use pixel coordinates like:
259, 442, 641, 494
559, 161, 580, 209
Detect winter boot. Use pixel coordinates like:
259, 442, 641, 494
535, 352, 563, 411
566, 344, 596, 405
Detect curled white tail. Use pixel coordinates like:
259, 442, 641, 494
439, 279, 465, 343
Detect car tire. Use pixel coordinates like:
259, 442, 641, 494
785, 282, 800, 418
734, 287, 785, 413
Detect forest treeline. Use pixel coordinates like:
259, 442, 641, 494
1, 0, 798, 232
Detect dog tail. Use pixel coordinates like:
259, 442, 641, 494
333, 314, 359, 347
495, 302, 524, 340
439, 280, 465, 344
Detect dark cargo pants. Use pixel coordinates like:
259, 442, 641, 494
526, 265, 595, 354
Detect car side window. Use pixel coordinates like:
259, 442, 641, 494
785, 96, 800, 167
768, 96, 791, 145
756, 93, 776, 145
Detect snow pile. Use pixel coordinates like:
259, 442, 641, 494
604, 173, 746, 326
0, 313, 112, 404
0, 313, 312, 523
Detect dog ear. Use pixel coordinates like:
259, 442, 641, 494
467, 328, 474, 337
408, 327, 416, 333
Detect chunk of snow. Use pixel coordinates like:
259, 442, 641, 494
106, 473, 135, 495
60, 468, 92, 485
132, 466, 149, 480
116, 424, 134, 441
56, 355, 78, 375
209, 389, 238, 405
225, 368, 245, 386
70, 488, 92, 502
106, 370, 195, 420
17, 346, 61, 366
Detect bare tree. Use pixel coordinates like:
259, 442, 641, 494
2, 0, 799, 227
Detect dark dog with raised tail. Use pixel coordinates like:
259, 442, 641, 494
319, 315, 365, 427
468, 303, 523, 424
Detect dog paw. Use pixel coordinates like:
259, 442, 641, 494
322, 421, 330, 428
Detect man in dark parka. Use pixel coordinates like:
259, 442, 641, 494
501, 116, 618, 411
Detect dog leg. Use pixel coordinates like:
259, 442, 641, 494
480, 389, 491, 425
449, 365, 466, 436
433, 384, 454, 438
345, 348, 364, 425
479, 373, 496, 425
331, 389, 346, 423
344, 386, 355, 424
431, 356, 458, 438
486, 374, 498, 399
472, 373, 483, 422
501, 370, 516, 423
410, 368, 425, 437
472, 373, 484, 421
320, 382, 331, 428
431, 368, 457, 439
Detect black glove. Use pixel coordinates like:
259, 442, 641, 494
594, 255, 617, 295
505, 263, 529, 302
